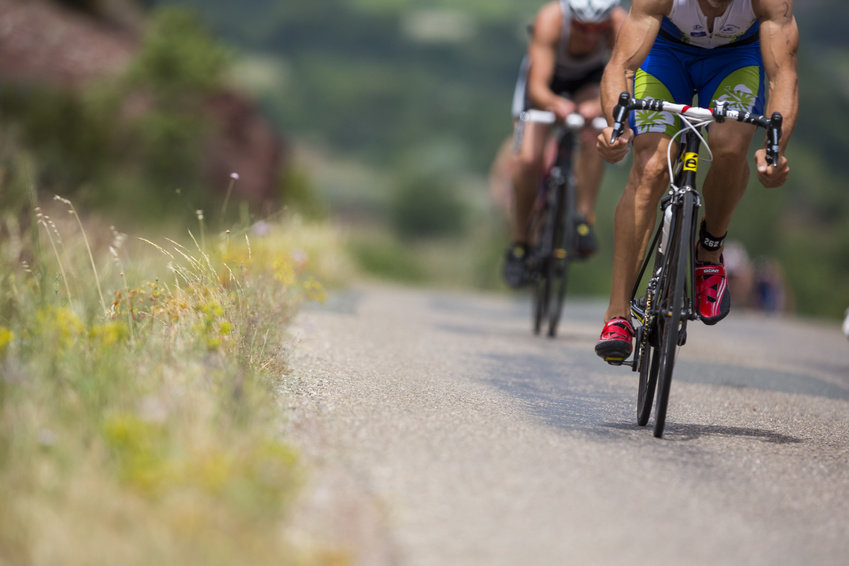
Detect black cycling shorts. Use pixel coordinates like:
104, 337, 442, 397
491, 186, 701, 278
512, 56, 605, 117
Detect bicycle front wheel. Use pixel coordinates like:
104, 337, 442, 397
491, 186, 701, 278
637, 331, 660, 426
547, 182, 571, 337
532, 275, 547, 335
652, 194, 694, 438
531, 196, 556, 336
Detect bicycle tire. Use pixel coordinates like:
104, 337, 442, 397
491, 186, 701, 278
531, 283, 543, 336
636, 233, 666, 426
652, 192, 694, 438
532, 275, 546, 335
637, 332, 660, 426
547, 181, 571, 337
531, 192, 556, 335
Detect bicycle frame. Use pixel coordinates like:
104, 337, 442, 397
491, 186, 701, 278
628, 128, 702, 394
630, 127, 703, 336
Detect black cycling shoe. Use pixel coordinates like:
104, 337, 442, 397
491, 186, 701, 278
575, 216, 597, 259
502, 242, 530, 288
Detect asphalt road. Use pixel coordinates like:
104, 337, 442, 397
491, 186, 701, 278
286, 284, 849, 566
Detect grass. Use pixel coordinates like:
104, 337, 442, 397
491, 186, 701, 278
0, 195, 354, 566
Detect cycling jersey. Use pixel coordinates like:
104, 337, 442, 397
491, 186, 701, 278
661, 0, 759, 49
631, 1, 764, 138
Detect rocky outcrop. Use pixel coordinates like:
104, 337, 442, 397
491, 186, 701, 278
0, 0, 286, 205
0, 0, 136, 87
203, 90, 288, 206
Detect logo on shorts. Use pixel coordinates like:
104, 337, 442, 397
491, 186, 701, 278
634, 99, 676, 135
716, 85, 756, 113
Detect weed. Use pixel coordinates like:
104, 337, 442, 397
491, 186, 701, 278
0, 196, 351, 565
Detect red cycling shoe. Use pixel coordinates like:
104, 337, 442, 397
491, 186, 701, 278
594, 317, 634, 362
695, 258, 730, 325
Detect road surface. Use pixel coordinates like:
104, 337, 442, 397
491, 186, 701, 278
285, 284, 849, 565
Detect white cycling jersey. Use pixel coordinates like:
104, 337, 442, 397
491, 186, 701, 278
663, 0, 759, 49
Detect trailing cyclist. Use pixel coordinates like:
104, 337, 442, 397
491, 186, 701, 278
594, 0, 798, 361
502, 0, 626, 288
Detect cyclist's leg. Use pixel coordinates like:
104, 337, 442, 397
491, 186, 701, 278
692, 49, 764, 322
571, 79, 605, 222
511, 120, 551, 244
603, 132, 673, 323
595, 133, 672, 360
507, 54, 550, 246
697, 56, 765, 264
698, 119, 757, 264
601, 46, 691, 324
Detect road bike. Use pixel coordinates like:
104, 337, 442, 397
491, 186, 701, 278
604, 92, 782, 438
519, 110, 607, 338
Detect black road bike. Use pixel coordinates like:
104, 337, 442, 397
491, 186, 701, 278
519, 110, 607, 338
604, 92, 782, 438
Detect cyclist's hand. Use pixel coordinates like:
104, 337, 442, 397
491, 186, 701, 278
597, 126, 632, 164
576, 98, 603, 121
548, 97, 577, 122
755, 148, 789, 188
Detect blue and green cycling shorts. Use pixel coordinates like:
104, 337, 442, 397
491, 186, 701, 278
630, 35, 765, 137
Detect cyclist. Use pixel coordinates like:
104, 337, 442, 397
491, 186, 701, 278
502, 0, 626, 288
594, 0, 798, 360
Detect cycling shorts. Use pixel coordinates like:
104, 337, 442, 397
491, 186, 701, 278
511, 56, 605, 118
630, 35, 765, 137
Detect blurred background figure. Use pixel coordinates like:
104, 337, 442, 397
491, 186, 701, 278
722, 240, 756, 312
752, 256, 794, 315
842, 307, 849, 339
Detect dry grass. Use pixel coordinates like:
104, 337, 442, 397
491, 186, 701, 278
0, 197, 354, 566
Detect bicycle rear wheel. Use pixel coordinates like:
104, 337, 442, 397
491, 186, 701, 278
652, 194, 694, 438
546, 181, 571, 337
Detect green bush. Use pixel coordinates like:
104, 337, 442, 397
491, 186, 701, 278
389, 171, 468, 241
278, 163, 328, 220
348, 235, 428, 283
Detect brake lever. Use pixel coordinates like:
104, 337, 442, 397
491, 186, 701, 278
610, 91, 631, 144
766, 112, 783, 166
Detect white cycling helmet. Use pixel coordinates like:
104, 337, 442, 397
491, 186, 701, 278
568, 0, 620, 24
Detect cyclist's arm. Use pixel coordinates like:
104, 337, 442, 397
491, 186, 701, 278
526, 2, 574, 119
755, 0, 799, 154
606, 5, 629, 51
599, 0, 668, 122
597, 0, 668, 161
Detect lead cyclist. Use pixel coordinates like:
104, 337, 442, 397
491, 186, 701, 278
593, 0, 799, 362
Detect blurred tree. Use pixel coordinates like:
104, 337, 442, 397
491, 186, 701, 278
389, 171, 467, 241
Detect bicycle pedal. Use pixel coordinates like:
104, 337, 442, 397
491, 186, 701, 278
604, 357, 632, 367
